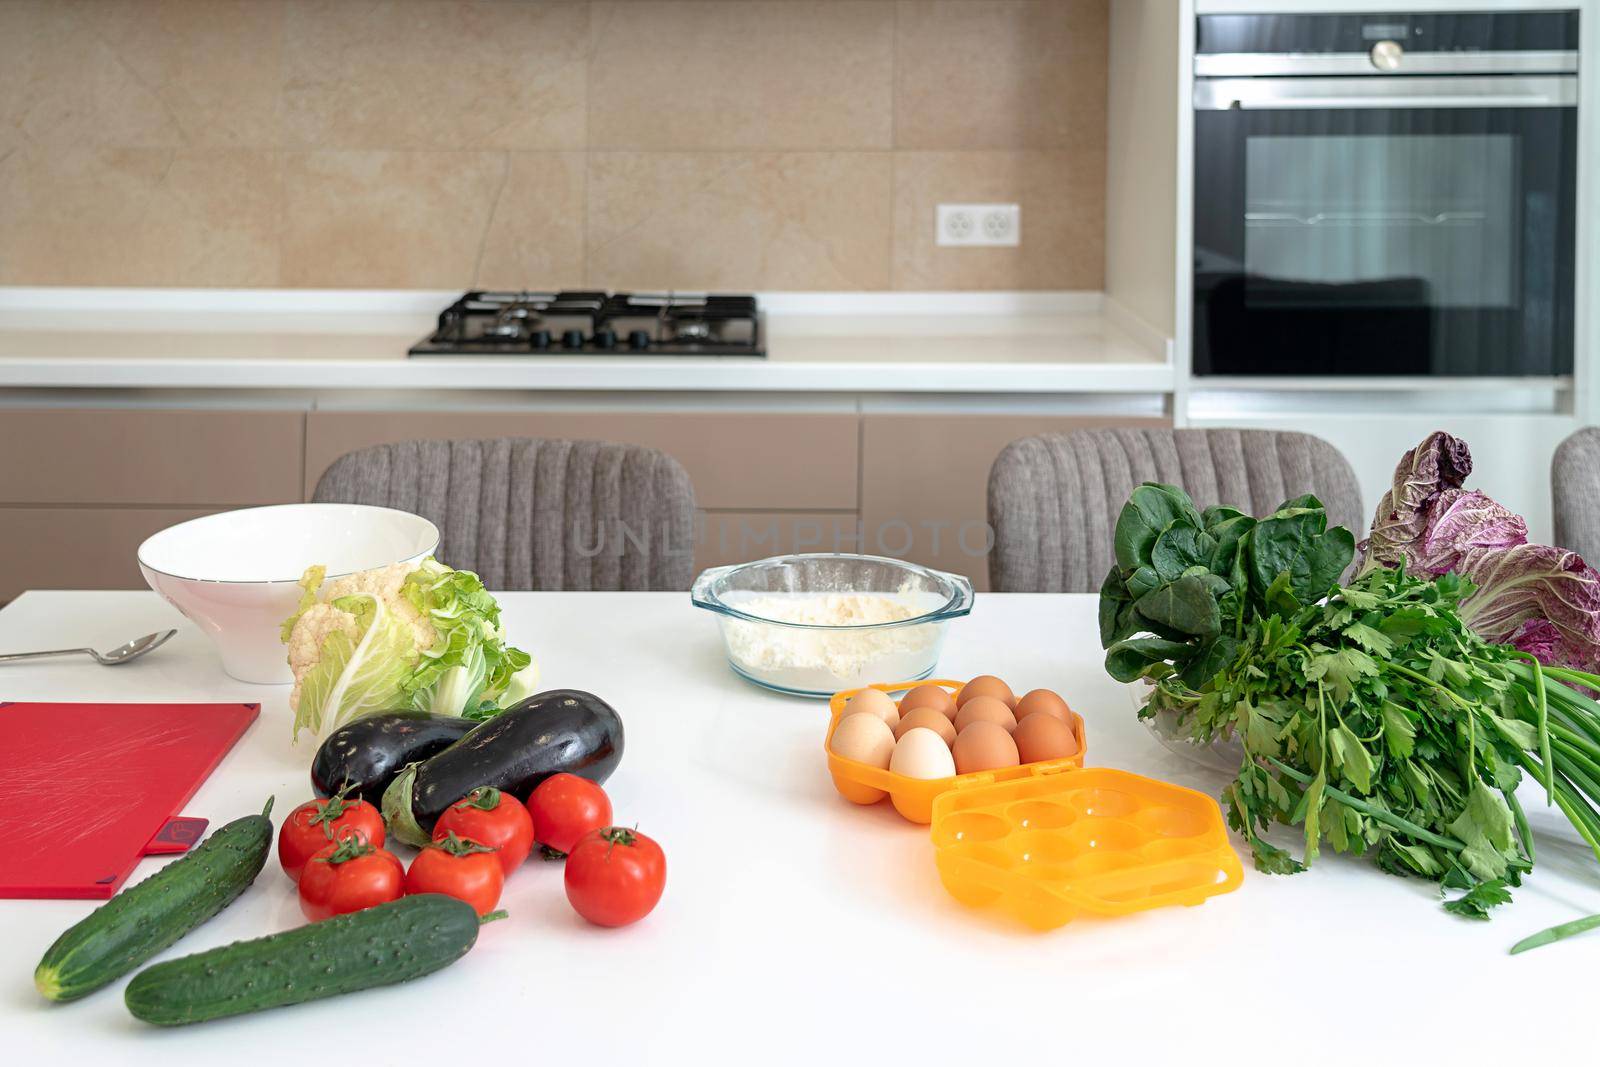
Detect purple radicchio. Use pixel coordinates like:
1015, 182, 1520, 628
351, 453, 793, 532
1360, 430, 1474, 568
1451, 544, 1600, 673
1363, 431, 1600, 674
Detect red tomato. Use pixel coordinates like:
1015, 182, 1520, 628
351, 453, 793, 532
278, 789, 385, 883
298, 835, 403, 922
564, 827, 666, 928
526, 774, 612, 857
405, 832, 504, 916
433, 786, 533, 876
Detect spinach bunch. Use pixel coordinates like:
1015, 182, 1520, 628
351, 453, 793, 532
1101, 483, 1600, 933
1099, 484, 1354, 688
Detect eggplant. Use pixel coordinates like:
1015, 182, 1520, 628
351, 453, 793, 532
381, 690, 624, 846
311, 711, 477, 807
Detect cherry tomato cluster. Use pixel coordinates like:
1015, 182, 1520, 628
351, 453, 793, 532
279, 775, 665, 929
529, 774, 666, 928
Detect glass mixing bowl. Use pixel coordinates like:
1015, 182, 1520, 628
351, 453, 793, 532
690, 553, 975, 698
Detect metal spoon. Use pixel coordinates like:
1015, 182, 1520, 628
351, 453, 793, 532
0, 629, 178, 667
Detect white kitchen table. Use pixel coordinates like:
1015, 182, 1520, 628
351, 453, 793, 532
1, 590, 1592, 1064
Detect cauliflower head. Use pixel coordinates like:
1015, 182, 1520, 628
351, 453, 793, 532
281, 558, 538, 746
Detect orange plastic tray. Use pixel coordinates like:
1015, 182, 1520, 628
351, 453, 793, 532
825, 680, 1087, 824
931, 766, 1243, 929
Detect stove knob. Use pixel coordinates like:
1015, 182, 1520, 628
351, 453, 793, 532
529, 329, 551, 349
627, 330, 652, 350
1369, 39, 1403, 71
593, 328, 616, 350
561, 329, 586, 349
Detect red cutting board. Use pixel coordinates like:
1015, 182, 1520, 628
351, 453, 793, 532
0, 701, 259, 899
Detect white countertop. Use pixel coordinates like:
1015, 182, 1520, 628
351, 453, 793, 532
0, 290, 1171, 394
0, 590, 1586, 1062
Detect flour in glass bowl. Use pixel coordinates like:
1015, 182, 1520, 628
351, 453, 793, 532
721, 591, 943, 692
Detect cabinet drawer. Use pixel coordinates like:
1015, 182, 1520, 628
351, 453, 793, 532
305, 411, 859, 511
0, 507, 218, 601
861, 414, 1171, 590
0, 409, 304, 505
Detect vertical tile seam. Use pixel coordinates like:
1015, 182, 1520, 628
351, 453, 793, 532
581, 0, 594, 286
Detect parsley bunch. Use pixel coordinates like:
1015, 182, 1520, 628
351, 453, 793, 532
1102, 483, 1600, 940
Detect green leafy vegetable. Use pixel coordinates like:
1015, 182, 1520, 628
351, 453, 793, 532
1102, 481, 1600, 940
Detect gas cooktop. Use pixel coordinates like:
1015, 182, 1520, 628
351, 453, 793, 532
408, 291, 765, 358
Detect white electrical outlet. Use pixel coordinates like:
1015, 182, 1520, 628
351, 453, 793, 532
936, 203, 1020, 247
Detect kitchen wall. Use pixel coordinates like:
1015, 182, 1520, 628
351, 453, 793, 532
0, 0, 1109, 292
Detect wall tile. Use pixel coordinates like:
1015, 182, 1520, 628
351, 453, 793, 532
0, 147, 283, 286
0, 1, 182, 150
283, 1, 588, 150
891, 150, 1103, 290
475, 153, 589, 289
587, 152, 893, 289
895, 0, 1108, 149
0, 0, 1113, 291
92, 0, 288, 148
281, 151, 509, 288
589, 1, 894, 150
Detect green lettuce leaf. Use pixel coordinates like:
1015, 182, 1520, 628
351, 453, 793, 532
291, 592, 420, 742
397, 559, 533, 716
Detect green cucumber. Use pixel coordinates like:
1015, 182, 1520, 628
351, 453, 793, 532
34, 798, 275, 1003
125, 894, 483, 1026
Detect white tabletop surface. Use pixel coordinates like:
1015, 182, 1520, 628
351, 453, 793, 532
0, 590, 1591, 1063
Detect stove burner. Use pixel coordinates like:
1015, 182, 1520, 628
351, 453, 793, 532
481, 320, 529, 340
409, 290, 764, 358
672, 321, 713, 342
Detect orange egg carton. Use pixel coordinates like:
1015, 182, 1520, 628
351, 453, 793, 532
825, 679, 1087, 824
931, 766, 1243, 929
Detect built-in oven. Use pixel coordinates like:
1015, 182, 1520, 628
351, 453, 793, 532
1192, 10, 1579, 377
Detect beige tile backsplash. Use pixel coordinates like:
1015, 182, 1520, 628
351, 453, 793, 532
0, 0, 1108, 291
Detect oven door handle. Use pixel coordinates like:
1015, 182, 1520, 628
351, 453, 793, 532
1194, 75, 1578, 110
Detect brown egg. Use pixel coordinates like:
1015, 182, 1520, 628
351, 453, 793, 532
829, 712, 896, 769
844, 687, 900, 730
952, 721, 1021, 776
1014, 711, 1081, 764
899, 684, 957, 720
894, 706, 958, 747
953, 695, 1017, 734
957, 675, 1016, 709
1015, 688, 1071, 724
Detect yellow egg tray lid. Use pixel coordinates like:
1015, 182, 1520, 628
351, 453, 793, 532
930, 764, 1243, 930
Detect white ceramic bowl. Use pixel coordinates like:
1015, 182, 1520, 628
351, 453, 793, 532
138, 504, 440, 684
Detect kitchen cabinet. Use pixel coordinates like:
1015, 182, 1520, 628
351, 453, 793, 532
860, 413, 1170, 590
0, 404, 1170, 599
0, 507, 220, 601
303, 411, 858, 511
0, 409, 304, 506
0, 408, 305, 602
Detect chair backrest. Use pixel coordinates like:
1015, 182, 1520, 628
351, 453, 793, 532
312, 438, 696, 591
1553, 427, 1600, 562
987, 427, 1364, 593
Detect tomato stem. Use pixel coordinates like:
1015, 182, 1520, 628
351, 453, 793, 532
455, 786, 503, 813
430, 830, 498, 857
319, 831, 374, 865
308, 783, 358, 839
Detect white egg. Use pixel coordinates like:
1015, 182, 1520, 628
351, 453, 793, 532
829, 712, 896, 769
889, 727, 958, 780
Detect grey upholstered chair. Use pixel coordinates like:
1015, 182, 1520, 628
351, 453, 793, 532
1553, 427, 1600, 562
987, 427, 1363, 593
313, 438, 696, 591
